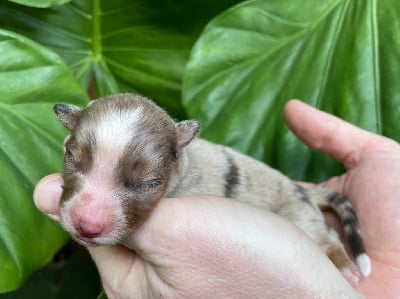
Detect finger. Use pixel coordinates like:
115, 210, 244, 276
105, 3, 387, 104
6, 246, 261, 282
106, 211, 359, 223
88, 245, 142, 281
87, 245, 147, 298
284, 99, 381, 169
33, 173, 63, 221
125, 196, 358, 297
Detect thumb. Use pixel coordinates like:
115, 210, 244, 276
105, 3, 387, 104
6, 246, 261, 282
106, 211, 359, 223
34, 174, 149, 298
284, 99, 376, 169
33, 174, 63, 221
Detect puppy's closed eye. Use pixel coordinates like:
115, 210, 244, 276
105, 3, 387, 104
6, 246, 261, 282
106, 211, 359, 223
142, 179, 162, 189
65, 148, 78, 168
124, 178, 162, 191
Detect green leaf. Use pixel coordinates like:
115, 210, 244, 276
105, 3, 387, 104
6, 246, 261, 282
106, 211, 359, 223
2, 245, 100, 299
183, 0, 400, 181
0, 29, 88, 292
7, 0, 71, 8
96, 291, 107, 299
0, 0, 243, 118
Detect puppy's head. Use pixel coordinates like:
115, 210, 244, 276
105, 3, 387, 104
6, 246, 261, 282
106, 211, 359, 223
53, 94, 199, 245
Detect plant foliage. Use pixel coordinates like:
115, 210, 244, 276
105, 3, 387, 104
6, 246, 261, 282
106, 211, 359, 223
183, 0, 400, 179
0, 0, 399, 297
0, 29, 87, 292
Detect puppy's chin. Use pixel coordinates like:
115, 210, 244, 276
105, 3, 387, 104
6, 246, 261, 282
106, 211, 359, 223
72, 233, 125, 246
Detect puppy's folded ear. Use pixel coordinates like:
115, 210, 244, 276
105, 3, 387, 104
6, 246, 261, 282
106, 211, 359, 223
175, 120, 200, 149
53, 104, 82, 131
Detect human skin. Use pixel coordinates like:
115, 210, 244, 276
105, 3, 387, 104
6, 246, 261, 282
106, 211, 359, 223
284, 100, 400, 299
34, 99, 400, 299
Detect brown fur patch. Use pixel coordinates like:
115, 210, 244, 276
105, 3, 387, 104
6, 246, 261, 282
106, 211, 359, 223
323, 243, 352, 269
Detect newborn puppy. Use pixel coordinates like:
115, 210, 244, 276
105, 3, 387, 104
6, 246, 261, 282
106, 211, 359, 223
54, 93, 371, 284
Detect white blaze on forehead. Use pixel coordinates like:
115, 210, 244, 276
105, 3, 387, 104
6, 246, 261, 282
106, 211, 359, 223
92, 106, 143, 168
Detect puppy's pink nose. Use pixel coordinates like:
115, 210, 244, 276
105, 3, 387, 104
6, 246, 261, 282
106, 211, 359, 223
77, 219, 103, 238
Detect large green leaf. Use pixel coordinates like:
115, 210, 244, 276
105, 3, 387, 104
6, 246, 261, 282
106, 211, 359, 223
0, 0, 242, 118
183, 0, 400, 181
7, 0, 71, 8
0, 0, 249, 294
0, 29, 88, 292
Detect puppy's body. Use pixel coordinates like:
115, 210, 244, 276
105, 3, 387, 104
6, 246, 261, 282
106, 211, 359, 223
168, 138, 369, 279
54, 93, 371, 284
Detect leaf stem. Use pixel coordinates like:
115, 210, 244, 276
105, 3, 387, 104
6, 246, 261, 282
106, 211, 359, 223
92, 0, 102, 62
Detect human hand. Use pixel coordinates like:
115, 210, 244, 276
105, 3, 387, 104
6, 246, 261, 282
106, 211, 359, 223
285, 99, 400, 299
33, 97, 399, 299
34, 185, 359, 298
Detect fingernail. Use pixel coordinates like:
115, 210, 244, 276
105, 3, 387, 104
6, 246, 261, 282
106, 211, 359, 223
33, 174, 63, 221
